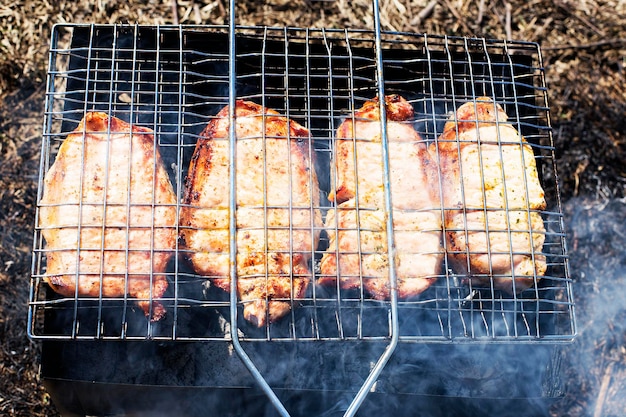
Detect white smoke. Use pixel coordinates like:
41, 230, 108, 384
550, 197, 626, 416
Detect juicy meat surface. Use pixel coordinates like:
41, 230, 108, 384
179, 100, 322, 327
431, 97, 547, 293
39, 112, 177, 321
319, 95, 443, 299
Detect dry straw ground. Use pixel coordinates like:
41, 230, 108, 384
1, 0, 625, 416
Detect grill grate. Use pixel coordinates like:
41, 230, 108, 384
29, 22, 575, 416
30, 23, 574, 343
30, 24, 575, 342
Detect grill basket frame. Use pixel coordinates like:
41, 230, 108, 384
29, 21, 576, 417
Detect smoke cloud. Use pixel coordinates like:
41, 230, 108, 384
550, 197, 626, 416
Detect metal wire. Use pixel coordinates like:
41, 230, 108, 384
30, 23, 575, 341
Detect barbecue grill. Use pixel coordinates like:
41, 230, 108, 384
29, 1, 576, 415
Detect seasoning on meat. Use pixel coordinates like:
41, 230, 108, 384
179, 101, 322, 327
431, 97, 547, 293
319, 95, 443, 299
39, 112, 177, 321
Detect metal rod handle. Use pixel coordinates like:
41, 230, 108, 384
342, 0, 400, 414
226, 0, 291, 415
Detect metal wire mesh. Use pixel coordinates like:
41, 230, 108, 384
29, 24, 575, 344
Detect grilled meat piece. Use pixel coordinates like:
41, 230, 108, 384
39, 112, 177, 321
431, 97, 547, 293
319, 95, 443, 299
180, 101, 322, 327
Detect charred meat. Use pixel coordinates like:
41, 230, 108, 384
320, 95, 443, 299
39, 112, 177, 321
431, 97, 547, 293
180, 101, 322, 327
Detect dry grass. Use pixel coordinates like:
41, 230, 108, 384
1, 1, 625, 416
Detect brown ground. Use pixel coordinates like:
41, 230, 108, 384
1, 1, 625, 416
